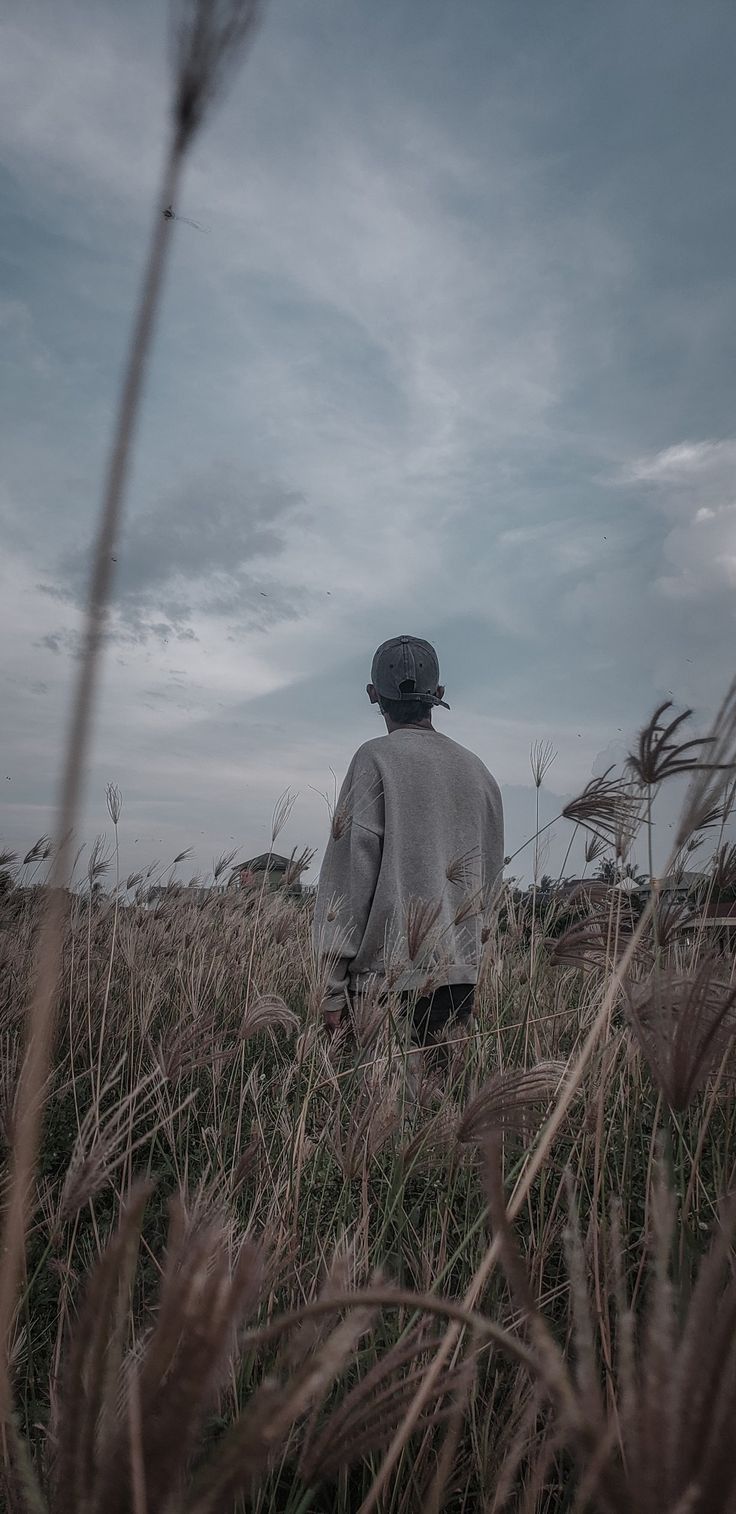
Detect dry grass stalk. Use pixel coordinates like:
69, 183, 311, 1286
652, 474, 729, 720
628, 700, 711, 786
326, 1076, 400, 1180
299, 1323, 471, 1483
172, 0, 264, 148
569, 1169, 736, 1512
453, 885, 488, 926
187, 1307, 377, 1513
457, 1063, 568, 1145
238, 993, 299, 1040
677, 676, 736, 844
0, 0, 266, 1423
364, 875, 663, 1510
625, 959, 736, 1110
348, 984, 392, 1049
283, 846, 316, 887
710, 841, 736, 895
57, 1067, 192, 1224
529, 740, 557, 789
646, 895, 697, 950
562, 769, 642, 849
405, 897, 443, 962
584, 833, 608, 865
446, 847, 481, 886
550, 908, 643, 972
59, 1199, 263, 1514
482, 1140, 580, 1425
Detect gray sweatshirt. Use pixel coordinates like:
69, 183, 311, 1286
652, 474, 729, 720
313, 727, 504, 1012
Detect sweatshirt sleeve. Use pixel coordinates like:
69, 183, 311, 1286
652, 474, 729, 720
313, 750, 384, 1012
482, 774, 505, 902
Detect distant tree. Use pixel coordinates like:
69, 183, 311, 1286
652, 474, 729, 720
594, 858, 647, 888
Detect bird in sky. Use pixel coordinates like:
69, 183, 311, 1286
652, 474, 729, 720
163, 204, 209, 232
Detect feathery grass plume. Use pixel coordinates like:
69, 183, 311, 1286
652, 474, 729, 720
212, 847, 238, 884
400, 1108, 456, 1174
0, 6, 266, 1416
710, 841, 736, 895
21, 837, 52, 868
405, 896, 443, 962
0, 1034, 20, 1150
50, 1183, 152, 1513
457, 1062, 568, 1145
529, 739, 557, 788
280, 1245, 360, 1372
171, 0, 264, 149
628, 700, 712, 785
75, 1204, 263, 1514
677, 675, 736, 844
561, 1173, 606, 1435
612, 778, 643, 861
231, 1124, 265, 1193
549, 914, 623, 972
105, 783, 122, 826
646, 895, 697, 950
326, 1074, 400, 1180
625, 958, 736, 1111
155, 1002, 224, 1082
562, 768, 641, 847
348, 982, 391, 1049
584, 832, 607, 865
298, 1323, 471, 1484
482, 1138, 579, 1419
283, 845, 316, 887
57, 1066, 188, 1222
572, 1170, 736, 1513
87, 836, 113, 891
445, 846, 481, 886
271, 787, 297, 844
186, 1307, 376, 1513
453, 884, 488, 926
0, 1409, 46, 1514
238, 992, 299, 1040
330, 796, 353, 841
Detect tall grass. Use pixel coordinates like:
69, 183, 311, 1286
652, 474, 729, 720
2, 1, 736, 1507
1, 725, 736, 1509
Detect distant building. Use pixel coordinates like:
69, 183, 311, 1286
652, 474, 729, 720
231, 853, 303, 895
671, 895, 736, 953
698, 898, 736, 952
642, 871, 708, 901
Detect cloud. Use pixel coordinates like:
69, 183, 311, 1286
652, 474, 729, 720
620, 439, 736, 486
2, 0, 736, 883
618, 439, 736, 601
44, 465, 309, 644
0, 298, 54, 377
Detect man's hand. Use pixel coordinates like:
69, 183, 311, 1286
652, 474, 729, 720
322, 995, 348, 1033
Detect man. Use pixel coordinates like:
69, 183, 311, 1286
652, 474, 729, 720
313, 635, 504, 1044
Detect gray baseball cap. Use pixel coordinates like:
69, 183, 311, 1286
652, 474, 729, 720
370, 635, 450, 709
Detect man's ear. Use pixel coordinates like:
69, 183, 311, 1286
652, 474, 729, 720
367, 683, 380, 705
436, 684, 445, 703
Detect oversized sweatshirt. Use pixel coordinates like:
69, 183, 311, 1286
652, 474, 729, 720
313, 727, 504, 1012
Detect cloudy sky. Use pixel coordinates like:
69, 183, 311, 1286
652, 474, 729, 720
2, 0, 735, 885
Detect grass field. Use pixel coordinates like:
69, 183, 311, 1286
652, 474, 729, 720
2, 736, 736, 1511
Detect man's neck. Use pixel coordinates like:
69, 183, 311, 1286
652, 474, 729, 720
384, 717, 434, 734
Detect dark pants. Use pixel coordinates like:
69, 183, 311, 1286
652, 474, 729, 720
402, 983, 475, 1046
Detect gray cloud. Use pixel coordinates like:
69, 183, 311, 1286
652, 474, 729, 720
2, 0, 736, 879
43, 466, 309, 645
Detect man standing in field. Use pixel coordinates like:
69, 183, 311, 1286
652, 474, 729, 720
313, 635, 504, 1044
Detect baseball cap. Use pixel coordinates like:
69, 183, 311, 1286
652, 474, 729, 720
370, 635, 450, 709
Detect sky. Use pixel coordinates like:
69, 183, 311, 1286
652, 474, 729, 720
1, 0, 735, 886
